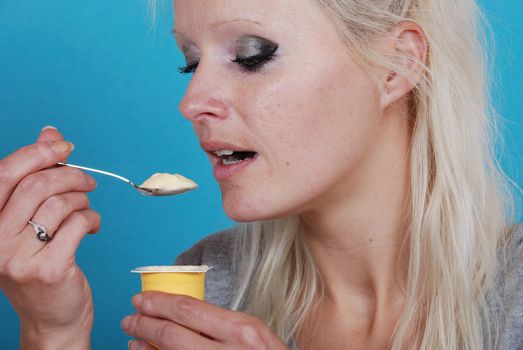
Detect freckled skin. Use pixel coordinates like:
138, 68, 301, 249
175, 0, 384, 222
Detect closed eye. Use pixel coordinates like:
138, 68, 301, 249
231, 53, 275, 73
177, 54, 275, 75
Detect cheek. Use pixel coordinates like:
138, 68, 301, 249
222, 57, 381, 220
258, 61, 380, 170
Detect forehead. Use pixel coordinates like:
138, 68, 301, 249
173, 0, 326, 36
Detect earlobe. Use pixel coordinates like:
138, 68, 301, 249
380, 22, 428, 109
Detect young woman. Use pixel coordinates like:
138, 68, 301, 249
0, 0, 520, 349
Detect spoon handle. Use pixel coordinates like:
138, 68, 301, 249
57, 162, 133, 185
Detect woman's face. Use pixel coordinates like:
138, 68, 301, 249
174, 0, 384, 222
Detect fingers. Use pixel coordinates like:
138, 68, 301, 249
0, 166, 97, 235
127, 340, 156, 350
122, 313, 220, 350
45, 209, 101, 258
124, 294, 286, 349
132, 292, 258, 342
36, 126, 65, 143
16, 192, 92, 256
0, 140, 75, 212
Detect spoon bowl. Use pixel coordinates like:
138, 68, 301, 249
132, 184, 194, 196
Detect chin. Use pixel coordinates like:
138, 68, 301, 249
221, 190, 298, 223
222, 197, 270, 222
220, 190, 270, 222
225, 210, 261, 223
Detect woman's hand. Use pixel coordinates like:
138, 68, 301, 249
0, 127, 100, 349
122, 291, 290, 350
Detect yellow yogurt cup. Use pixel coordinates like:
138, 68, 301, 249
131, 265, 210, 300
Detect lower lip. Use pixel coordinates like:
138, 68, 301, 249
212, 156, 257, 181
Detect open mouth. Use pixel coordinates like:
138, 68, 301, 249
212, 149, 258, 165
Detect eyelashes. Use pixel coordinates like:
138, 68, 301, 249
177, 51, 277, 74
177, 63, 198, 74
231, 52, 276, 73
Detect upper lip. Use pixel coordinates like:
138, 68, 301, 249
200, 141, 256, 153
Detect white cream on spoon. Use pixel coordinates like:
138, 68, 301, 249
138, 173, 198, 196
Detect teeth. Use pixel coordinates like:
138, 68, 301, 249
222, 158, 243, 165
214, 149, 235, 157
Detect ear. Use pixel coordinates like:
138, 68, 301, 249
378, 21, 428, 109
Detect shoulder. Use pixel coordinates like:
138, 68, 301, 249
489, 224, 523, 349
499, 224, 523, 291
175, 228, 237, 266
175, 228, 239, 308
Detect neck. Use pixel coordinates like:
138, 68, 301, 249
300, 106, 412, 311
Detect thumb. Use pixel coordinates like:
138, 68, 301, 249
37, 125, 65, 143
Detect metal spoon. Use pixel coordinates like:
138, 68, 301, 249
57, 162, 194, 196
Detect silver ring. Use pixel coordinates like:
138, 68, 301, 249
28, 220, 53, 242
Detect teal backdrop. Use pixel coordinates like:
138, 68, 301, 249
0, 1, 521, 348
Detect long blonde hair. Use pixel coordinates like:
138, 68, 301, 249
228, 1, 516, 349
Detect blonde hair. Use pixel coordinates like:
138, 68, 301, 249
149, 0, 516, 348
228, 1, 516, 349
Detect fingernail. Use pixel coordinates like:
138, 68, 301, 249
87, 175, 97, 187
42, 125, 57, 131
121, 315, 132, 330
128, 340, 141, 350
132, 294, 143, 308
50, 141, 74, 154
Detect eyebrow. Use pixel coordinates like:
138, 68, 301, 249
209, 18, 263, 28
172, 18, 263, 37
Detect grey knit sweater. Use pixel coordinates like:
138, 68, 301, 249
175, 226, 523, 349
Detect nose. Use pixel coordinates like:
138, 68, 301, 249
178, 66, 229, 122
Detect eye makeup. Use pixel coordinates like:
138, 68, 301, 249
235, 35, 278, 59
231, 35, 279, 73
176, 34, 279, 74
177, 44, 200, 74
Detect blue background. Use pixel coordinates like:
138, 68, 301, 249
0, 1, 521, 348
